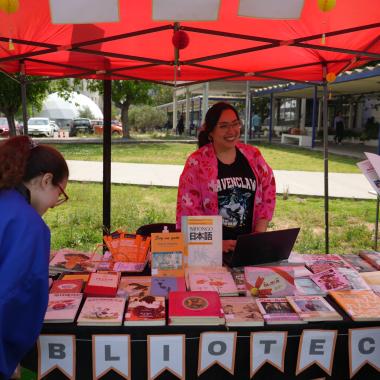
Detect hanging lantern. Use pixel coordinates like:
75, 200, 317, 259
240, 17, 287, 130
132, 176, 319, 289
0, 0, 19, 14
326, 72, 336, 83
172, 30, 190, 50
317, 0, 336, 12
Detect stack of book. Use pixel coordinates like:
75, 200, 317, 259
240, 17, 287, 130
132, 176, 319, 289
84, 271, 121, 297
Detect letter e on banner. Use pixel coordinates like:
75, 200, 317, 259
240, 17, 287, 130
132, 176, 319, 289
349, 328, 380, 378
147, 335, 185, 380
92, 335, 131, 379
250, 332, 287, 378
197, 332, 237, 376
296, 330, 337, 376
38, 335, 76, 380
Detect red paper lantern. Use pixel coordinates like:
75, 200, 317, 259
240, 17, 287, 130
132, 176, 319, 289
172, 30, 189, 50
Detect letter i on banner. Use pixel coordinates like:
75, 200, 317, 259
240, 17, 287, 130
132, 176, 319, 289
147, 335, 185, 380
197, 332, 237, 376
296, 330, 337, 376
349, 328, 380, 378
250, 332, 287, 378
92, 335, 131, 380
37, 335, 76, 380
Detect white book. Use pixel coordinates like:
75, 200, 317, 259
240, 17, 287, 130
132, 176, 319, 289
181, 215, 222, 267
44, 293, 83, 323
188, 271, 239, 296
357, 158, 380, 196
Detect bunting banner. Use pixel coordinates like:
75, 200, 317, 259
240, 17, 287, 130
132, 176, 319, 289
349, 328, 380, 378
197, 332, 237, 376
296, 330, 337, 376
147, 334, 185, 380
92, 335, 131, 380
250, 331, 287, 378
37, 335, 76, 380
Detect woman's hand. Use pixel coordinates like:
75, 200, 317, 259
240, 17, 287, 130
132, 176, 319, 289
223, 240, 236, 253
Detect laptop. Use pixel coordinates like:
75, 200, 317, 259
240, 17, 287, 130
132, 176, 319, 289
223, 228, 300, 268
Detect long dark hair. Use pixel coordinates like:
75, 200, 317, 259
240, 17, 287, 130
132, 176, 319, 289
198, 102, 240, 148
0, 136, 69, 190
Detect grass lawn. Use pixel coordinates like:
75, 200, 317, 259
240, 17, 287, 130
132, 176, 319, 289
44, 182, 376, 254
50, 141, 361, 172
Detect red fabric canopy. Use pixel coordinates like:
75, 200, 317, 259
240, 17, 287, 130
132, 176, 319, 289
0, 0, 379, 84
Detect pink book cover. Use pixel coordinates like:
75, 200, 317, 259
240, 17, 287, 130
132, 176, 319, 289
310, 267, 350, 291
304, 254, 353, 274
50, 279, 83, 294
244, 266, 296, 297
168, 291, 222, 318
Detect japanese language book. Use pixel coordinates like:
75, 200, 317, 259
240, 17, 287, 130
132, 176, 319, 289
359, 271, 380, 293
256, 297, 304, 324
116, 276, 151, 298
310, 267, 350, 292
168, 291, 225, 325
341, 254, 377, 272
84, 271, 121, 297
244, 266, 296, 297
150, 276, 186, 298
44, 293, 83, 323
188, 271, 239, 296
221, 297, 264, 326
181, 215, 222, 267
124, 295, 166, 326
50, 279, 84, 294
329, 290, 380, 321
286, 295, 342, 322
359, 250, 380, 270
77, 297, 126, 326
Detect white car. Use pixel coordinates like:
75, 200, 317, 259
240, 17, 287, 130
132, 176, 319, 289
28, 117, 54, 137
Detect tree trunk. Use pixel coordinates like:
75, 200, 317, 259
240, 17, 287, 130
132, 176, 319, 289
5, 113, 17, 137
121, 103, 130, 138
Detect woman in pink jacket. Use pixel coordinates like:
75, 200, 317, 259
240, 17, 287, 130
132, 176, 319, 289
176, 102, 276, 253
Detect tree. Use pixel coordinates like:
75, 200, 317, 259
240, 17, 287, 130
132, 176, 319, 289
0, 73, 50, 136
78, 105, 95, 120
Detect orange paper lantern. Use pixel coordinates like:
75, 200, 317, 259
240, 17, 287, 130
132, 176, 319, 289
0, 0, 19, 14
326, 72, 336, 82
318, 0, 336, 12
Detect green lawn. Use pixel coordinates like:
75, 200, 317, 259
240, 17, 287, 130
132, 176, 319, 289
50, 141, 360, 172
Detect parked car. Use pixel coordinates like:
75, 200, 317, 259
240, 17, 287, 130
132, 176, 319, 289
91, 119, 123, 136
0, 117, 21, 137
28, 117, 54, 137
69, 118, 93, 136
50, 121, 60, 132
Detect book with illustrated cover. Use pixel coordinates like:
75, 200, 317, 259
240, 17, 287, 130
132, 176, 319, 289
50, 279, 83, 294
310, 267, 350, 292
184, 265, 228, 290
84, 271, 121, 297
116, 276, 151, 298
188, 271, 239, 296
256, 297, 304, 324
294, 277, 326, 296
181, 215, 223, 267
304, 254, 353, 274
286, 295, 342, 321
150, 276, 186, 298
359, 250, 380, 270
77, 297, 126, 326
168, 291, 224, 325
341, 254, 377, 272
329, 290, 380, 321
44, 293, 83, 323
124, 295, 166, 326
59, 273, 90, 282
229, 267, 247, 294
337, 268, 371, 290
359, 271, 380, 292
357, 157, 380, 196
151, 232, 185, 277
221, 297, 264, 326
244, 266, 296, 297
49, 249, 101, 274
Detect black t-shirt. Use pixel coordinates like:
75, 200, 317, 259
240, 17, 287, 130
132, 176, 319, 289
217, 148, 256, 240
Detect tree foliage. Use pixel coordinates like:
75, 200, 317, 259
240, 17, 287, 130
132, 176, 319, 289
129, 105, 166, 133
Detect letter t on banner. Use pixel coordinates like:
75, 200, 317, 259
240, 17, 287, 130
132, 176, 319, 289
198, 332, 237, 376
250, 332, 287, 378
148, 335, 185, 380
349, 328, 380, 378
37, 335, 76, 380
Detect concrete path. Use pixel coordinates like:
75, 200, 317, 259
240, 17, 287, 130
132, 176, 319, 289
67, 160, 376, 200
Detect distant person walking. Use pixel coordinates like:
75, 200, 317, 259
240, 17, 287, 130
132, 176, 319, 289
334, 112, 345, 144
251, 113, 261, 138
177, 115, 184, 136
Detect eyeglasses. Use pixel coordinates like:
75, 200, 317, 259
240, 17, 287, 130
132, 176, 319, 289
55, 184, 69, 206
217, 120, 241, 130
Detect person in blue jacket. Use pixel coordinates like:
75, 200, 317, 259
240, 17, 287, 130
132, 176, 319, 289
0, 136, 69, 379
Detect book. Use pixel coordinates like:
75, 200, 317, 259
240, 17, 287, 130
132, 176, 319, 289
294, 277, 326, 296
124, 295, 166, 326
168, 291, 224, 325
84, 271, 121, 297
310, 267, 350, 292
49, 249, 101, 274
116, 276, 151, 298
359, 271, 380, 292
286, 295, 342, 321
150, 276, 186, 298
304, 254, 353, 274
77, 297, 126, 326
181, 215, 223, 267
188, 271, 239, 296
244, 266, 296, 297
229, 267, 247, 295
357, 153, 380, 196
44, 293, 83, 323
359, 250, 380, 270
337, 268, 371, 290
221, 297, 264, 326
59, 273, 90, 282
50, 279, 83, 294
256, 297, 304, 324
151, 232, 185, 276
329, 290, 380, 321
341, 254, 377, 272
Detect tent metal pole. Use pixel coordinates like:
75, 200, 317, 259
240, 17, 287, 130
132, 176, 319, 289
311, 85, 318, 148
322, 75, 329, 254
244, 81, 250, 144
269, 93, 274, 143
20, 61, 28, 136
103, 79, 112, 236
